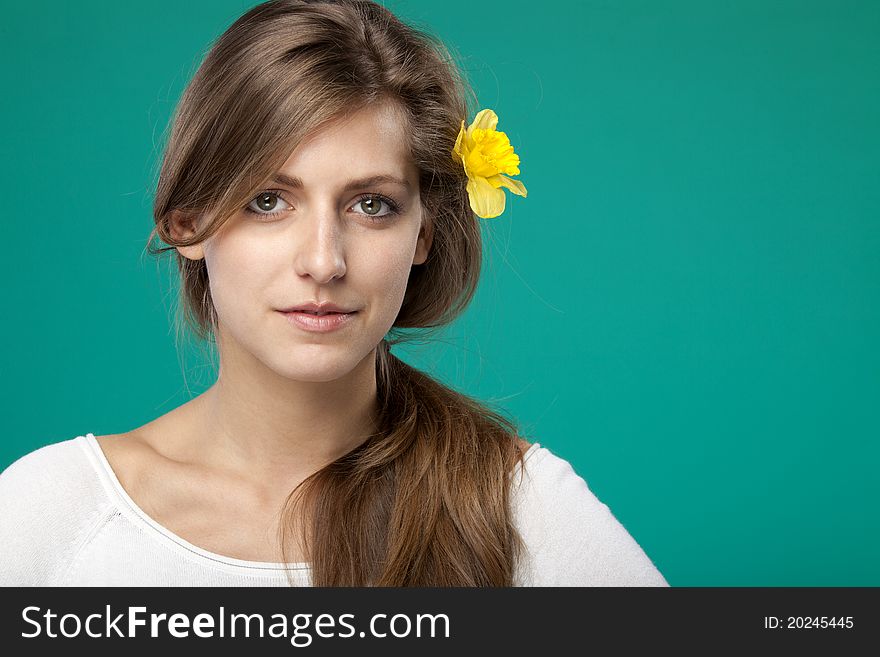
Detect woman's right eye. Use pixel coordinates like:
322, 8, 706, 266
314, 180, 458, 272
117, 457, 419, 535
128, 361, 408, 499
245, 190, 291, 218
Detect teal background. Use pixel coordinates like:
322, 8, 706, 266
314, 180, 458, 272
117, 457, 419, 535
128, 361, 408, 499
1, 1, 878, 585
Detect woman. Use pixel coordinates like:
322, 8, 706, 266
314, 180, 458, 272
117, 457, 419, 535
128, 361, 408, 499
0, 0, 667, 587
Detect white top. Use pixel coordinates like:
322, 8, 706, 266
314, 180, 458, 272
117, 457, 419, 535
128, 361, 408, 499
0, 434, 668, 587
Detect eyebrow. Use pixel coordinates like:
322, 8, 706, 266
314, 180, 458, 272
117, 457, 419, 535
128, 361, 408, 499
270, 172, 412, 191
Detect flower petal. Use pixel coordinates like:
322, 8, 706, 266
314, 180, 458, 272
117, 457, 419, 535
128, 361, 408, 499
488, 174, 528, 197
467, 108, 498, 139
452, 120, 465, 164
467, 175, 506, 218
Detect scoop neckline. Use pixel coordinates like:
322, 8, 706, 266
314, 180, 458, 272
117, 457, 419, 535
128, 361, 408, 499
81, 432, 309, 571
80, 432, 543, 572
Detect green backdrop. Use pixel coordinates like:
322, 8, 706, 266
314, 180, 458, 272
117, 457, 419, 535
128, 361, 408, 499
1, 0, 877, 586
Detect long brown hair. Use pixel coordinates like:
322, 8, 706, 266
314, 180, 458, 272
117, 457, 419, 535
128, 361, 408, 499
147, 0, 529, 586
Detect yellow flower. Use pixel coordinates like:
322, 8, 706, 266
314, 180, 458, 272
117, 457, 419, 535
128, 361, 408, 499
451, 108, 527, 219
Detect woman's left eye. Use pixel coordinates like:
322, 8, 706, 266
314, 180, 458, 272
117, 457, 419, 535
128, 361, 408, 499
350, 194, 401, 220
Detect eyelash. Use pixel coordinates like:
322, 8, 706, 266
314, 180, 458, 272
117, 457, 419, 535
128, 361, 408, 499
244, 189, 402, 223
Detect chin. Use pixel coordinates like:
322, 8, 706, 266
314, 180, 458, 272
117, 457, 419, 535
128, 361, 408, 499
273, 348, 364, 382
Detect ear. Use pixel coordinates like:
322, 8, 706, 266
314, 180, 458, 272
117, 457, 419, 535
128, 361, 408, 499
168, 210, 206, 261
412, 212, 433, 266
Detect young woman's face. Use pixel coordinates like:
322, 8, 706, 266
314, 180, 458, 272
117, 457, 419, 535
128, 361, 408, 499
180, 100, 431, 382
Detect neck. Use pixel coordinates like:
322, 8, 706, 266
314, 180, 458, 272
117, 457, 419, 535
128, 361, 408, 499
184, 332, 380, 491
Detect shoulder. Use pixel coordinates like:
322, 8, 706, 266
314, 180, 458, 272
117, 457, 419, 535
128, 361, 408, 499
0, 435, 114, 585
0, 437, 94, 496
511, 444, 668, 586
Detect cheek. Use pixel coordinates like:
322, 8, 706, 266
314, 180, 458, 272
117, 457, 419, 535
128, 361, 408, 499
203, 237, 273, 315
356, 235, 419, 300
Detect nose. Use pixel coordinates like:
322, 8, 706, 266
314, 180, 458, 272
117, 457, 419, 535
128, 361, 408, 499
292, 205, 348, 284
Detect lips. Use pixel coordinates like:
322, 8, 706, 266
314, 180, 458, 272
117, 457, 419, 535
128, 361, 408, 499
279, 302, 358, 314
281, 307, 357, 332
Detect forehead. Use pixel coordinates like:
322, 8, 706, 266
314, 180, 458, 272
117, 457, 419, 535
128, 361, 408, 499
277, 100, 416, 184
